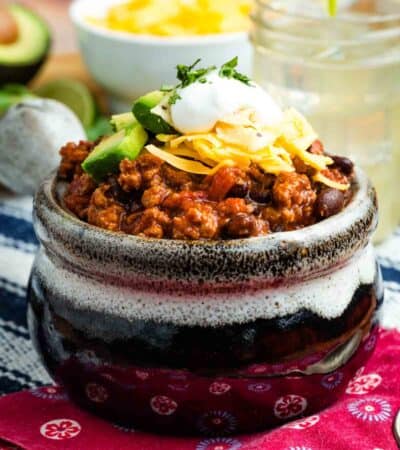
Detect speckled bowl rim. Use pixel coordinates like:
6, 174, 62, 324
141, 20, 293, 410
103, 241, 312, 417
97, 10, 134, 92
44, 168, 376, 247
33, 168, 377, 281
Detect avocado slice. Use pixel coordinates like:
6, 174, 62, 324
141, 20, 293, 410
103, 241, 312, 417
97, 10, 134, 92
132, 90, 175, 135
82, 123, 148, 182
0, 5, 50, 86
110, 112, 137, 132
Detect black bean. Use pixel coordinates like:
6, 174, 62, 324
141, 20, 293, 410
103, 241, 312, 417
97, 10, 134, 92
331, 155, 354, 175
249, 188, 271, 204
107, 175, 135, 204
228, 182, 249, 198
106, 176, 119, 198
129, 201, 143, 213
316, 188, 345, 218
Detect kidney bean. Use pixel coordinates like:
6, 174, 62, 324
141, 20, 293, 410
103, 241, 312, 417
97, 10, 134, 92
316, 188, 345, 218
225, 214, 256, 238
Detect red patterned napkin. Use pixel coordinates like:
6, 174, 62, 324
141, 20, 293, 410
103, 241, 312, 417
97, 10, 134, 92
0, 328, 398, 450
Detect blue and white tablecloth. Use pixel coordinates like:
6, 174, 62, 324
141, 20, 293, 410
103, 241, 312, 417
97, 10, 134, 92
0, 191, 399, 395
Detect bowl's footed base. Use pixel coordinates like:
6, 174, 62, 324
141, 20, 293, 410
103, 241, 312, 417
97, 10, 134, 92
54, 327, 378, 436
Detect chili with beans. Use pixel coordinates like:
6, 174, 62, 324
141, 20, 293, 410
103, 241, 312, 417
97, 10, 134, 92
58, 140, 354, 240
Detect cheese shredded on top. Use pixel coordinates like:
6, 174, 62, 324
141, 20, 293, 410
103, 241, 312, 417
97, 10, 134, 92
313, 172, 350, 191
145, 108, 349, 190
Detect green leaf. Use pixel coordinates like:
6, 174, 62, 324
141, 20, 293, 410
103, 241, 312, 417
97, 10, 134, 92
176, 59, 216, 88
168, 91, 182, 105
2, 84, 32, 95
162, 57, 252, 107
86, 116, 113, 141
166, 58, 217, 105
219, 56, 252, 85
0, 84, 36, 115
219, 56, 239, 78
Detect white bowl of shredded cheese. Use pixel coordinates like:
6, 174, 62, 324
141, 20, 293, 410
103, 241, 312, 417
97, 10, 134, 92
70, 0, 253, 112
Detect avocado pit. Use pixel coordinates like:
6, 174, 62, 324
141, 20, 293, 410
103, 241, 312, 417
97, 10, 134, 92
0, 6, 18, 44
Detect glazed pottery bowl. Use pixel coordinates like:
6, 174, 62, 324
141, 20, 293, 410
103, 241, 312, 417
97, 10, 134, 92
28, 169, 382, 435
70, 0, 252, 112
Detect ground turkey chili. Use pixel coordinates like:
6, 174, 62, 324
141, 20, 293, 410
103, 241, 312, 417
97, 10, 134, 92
58, 139, 354, 240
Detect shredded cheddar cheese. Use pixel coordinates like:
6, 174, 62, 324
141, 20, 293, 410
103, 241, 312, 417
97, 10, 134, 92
313, 172, 350, 191
145, 108, 350, 191
146, 144, 235, 175
88, 0, 251, 37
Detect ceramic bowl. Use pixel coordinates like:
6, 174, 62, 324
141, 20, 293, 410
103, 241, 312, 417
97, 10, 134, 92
69, 0, 253, 112
27, 169, 382, 435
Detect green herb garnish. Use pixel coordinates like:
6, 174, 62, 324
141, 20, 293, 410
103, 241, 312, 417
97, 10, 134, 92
168, 59, 216, 105
219, 57, 252, 86
169, 91, 182, 105
176, 58, 216, 88
167, 57, 252, 105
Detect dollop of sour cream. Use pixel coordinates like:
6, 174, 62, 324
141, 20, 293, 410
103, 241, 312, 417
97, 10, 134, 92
152, 71, 283, 134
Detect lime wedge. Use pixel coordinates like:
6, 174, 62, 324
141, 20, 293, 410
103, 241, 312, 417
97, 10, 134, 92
34, 79, 96, 128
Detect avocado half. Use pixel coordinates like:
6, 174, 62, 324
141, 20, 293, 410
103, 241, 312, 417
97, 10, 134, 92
0, 4, 50, 86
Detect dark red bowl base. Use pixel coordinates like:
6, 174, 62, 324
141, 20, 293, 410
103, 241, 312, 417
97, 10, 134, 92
27, 277, 382, 436
58, 326, 378, 436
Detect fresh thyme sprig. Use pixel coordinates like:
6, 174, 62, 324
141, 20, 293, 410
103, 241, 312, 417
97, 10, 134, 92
165, 57, 252, 105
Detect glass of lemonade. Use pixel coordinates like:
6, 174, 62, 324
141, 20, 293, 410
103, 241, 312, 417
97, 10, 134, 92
251, 0, 400, 242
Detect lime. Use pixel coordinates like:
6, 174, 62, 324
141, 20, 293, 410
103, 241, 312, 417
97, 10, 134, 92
34, 79, 96, 128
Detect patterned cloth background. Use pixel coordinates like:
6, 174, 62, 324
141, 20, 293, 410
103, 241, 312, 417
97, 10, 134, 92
0, 191, 399, 395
